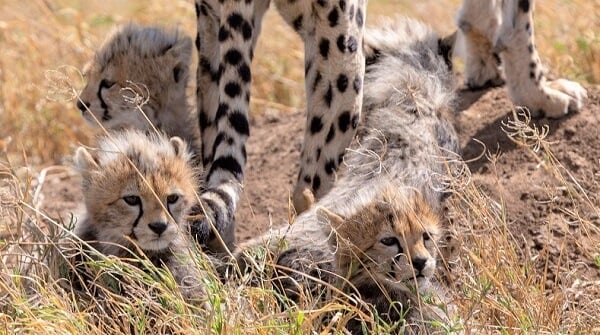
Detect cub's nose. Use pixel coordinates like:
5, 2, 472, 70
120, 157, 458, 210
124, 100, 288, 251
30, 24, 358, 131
148, 222, 168, 236
412, 257, 427, 273
77, 100, 90, 113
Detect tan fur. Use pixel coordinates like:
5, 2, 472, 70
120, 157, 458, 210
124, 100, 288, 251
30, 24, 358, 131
236, 17, 458, 332
77, 24, 200, 150
74, 130, 206, 300
327, 190, 440, 289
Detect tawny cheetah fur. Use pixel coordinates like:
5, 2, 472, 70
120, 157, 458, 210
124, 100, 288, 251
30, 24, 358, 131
458, 0, 587, 117
77, 24, 201, 155
73, 130, 206, 300
236, 17, 459, 333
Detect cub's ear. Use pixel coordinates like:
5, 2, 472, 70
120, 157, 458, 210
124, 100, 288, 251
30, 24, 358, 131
169, 136, 188, 158
74, 146, 99, 172
317, 206, 345, 228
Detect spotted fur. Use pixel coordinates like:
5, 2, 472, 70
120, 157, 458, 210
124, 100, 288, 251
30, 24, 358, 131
236, 17, 458, 332
73, 130, 206, 300
458, 0, 587, 117
193, 0, 367, 250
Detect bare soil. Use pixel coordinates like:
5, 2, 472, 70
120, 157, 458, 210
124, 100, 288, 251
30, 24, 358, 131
39, 82, 600, 301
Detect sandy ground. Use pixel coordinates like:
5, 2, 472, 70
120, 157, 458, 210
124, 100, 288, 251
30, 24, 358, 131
39, 81, 599, 312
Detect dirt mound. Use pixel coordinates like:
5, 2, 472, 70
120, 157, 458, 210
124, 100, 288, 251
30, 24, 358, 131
40, 84, 599, 290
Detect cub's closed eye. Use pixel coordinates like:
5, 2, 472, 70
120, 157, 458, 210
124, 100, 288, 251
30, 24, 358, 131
423, 233, 430, 241
166, 194, 180, 204
380, 237, 398, 246
123, 195, 141, 206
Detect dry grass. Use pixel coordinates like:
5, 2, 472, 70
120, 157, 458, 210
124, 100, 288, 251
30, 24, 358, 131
1, 1, 599, 334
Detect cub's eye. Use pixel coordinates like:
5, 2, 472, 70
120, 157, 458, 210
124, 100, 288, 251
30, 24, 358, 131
100, 79, 116, 89
380, 237, 398, 246
423, 232, 431, 241
166, 194, 180, 204
123, 195, 141, 206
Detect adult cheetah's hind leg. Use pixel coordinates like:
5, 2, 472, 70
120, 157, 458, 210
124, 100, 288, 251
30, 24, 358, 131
275, 0, 367, 213
496, 0, 587, 118
457, 0, 505, 90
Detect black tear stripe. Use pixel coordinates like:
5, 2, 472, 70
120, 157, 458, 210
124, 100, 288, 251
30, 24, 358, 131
131, 201, 144, 239
98, 79, 113, 120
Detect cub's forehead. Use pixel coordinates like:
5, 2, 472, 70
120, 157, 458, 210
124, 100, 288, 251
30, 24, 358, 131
95, 23, 183, 71
95, 130, 181, 171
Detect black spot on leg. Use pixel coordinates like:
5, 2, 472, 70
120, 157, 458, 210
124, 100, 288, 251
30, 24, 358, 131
229, 111, 250, 136
316, 148, 322, 161
338, 111, 351, 132
303, 175, 311, 184
215, 103, 229, 122
337, 35, 346, 52
347, 36, 357, 53
338, 153, 344, 165
238, 63, 251, 83
227, 13, 244, 30
355, 8, 364, 27
528, 43, 534, 53
349, 5, 355, 21
351, 114, 358, 129
530, 71, 535, 79
324, 84, 333, 108
353, 75, 362, 93
325, 124, 335, 143
319, 38, 330, 59
325, 159, 336, 175
312, 175, 321, 191
208, 156, 243, 181
328, 8, 339, 27
218, 26, 231, 42
195, 2, 200, 17
337, 74, 348, 93
310, 116, 324, 134
224, 82, 242, 98
518, 0, 530, 12
339, 0, 346, 11
224, 49, 243, 65
195, 33, 201, 50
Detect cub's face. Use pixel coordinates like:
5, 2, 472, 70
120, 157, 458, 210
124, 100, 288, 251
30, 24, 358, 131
76, 24, 191, 131
76, 131, 197, 254
326, 193, 440, 290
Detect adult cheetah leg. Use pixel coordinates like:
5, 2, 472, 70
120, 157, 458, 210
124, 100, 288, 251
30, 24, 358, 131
275, 0, 367, 213
191, 1, 271, 252
495, 0, 586, 118
457, 0, 505, 89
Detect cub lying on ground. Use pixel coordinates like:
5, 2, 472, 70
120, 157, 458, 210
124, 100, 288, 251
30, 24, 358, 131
72, 130, 207, 301
236, 17, 460, 333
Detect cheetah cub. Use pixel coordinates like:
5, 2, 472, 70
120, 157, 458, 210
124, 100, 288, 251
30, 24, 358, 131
237, 17, 460, 332
73, 130, 206, 300
77, 24, 200, 153
321, 189, 451, 333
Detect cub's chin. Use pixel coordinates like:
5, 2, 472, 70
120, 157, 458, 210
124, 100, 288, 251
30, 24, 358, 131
140, 239, 172, 252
